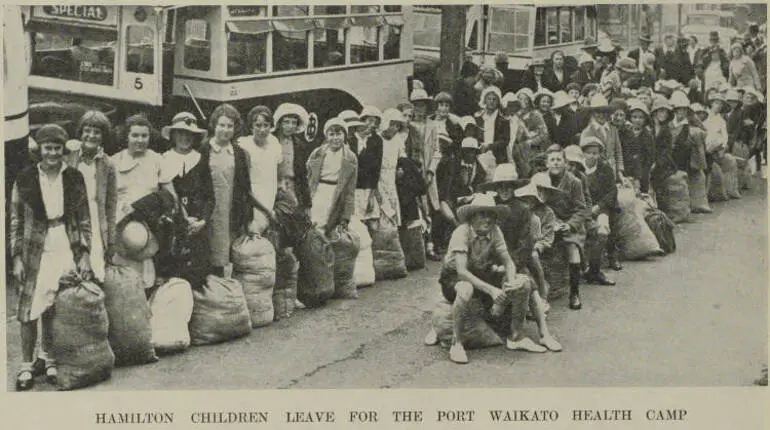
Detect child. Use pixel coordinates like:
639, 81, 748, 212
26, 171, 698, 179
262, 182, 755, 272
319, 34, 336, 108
620, 99, 655, 194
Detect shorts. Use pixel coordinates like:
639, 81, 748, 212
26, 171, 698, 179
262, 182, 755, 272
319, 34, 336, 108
439, 266, 504, 307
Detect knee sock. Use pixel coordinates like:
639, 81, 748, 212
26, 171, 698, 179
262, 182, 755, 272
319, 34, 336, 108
569, 263, 582, 296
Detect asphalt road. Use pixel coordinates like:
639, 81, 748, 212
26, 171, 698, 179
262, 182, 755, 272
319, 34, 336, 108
5, 181, 767, 391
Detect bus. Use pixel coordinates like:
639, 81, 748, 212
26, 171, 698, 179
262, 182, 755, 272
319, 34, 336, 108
683, 11, 738, 51
22, 5, 413, 146
413, 4, 598, 94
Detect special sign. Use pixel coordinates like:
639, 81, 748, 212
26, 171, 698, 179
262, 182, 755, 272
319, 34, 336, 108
39, 6, 116, 25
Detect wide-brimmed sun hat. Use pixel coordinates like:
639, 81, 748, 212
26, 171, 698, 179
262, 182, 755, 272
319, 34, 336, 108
478, 163, 529, 192
272, 103, 310, 134
579, 136, 605, 152
551, 91, 573, 110
515, 172, 560, 202
589, 93, 610, 111
338, 110, 365, 129
162, 112, 208, 141
115, 219, 160, 261
564, 144, 587, 169
669, 91, 691, 109
359, 105, 383, 120
410, 88, 432, 103
478, 85, 503, 109
456, 193, 510, 223
380, 108, 407, 132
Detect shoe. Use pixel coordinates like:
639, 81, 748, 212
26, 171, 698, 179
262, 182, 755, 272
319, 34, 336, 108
31, 358, 46, 377
449, 342, 469, 364
540, 334, 563, 352
15, 370, 34, 391
424, 328, 439, 346
569, 293, 582, 310
45, 363, 58, 385
585, 271, 616, 286
294, 299, 306, 310
506, 337, 547, 353
542, 300, 551, 314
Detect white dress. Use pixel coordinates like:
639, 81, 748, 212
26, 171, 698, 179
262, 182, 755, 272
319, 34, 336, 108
77, 161, 105, 281
378, 133, 406, 226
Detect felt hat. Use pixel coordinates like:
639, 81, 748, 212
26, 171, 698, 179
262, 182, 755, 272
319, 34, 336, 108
627, 98, 650, 116
161, 111, 208, 141
650, 97, 673, 114
707, 91, 726, 103
460, 136, 480, 150
551, 91, 573, 110
115, 220, 160, 262
410, 88, 432, 103
690, 103, 707, 114
589, 93, 610, 111
723, 88, 742, 102
515, 87, 535, 102
478, 85, 503, 109
337, 110, 365, 128
616, 57, 637, 73
478, 163, 529, 192
564, 144, 587, 169
456, 193, 510, 223
597, 39, 615, 54
434, 92, 454, 105
35, 124, 68, 145
639, 33, 653, 43
379, 108, 407, 132
709, 30, 720, 42
515, 172, 560, 202
579, 53, 595, 64
533, 88, 554, 107
579, 136, 605, 152
272, 103, 310, 134
359, 105, 382, 120
669, 91, 691, 109
324, 117, 348, 135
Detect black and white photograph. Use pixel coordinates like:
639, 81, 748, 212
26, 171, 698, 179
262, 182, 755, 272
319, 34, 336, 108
2, 2, 767, 397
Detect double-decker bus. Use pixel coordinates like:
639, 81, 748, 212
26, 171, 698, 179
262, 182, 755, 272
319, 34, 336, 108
413, 4, 597, 94
23, 5, 413, 145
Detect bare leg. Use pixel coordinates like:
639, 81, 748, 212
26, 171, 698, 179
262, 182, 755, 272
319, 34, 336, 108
451, 281, 474, 344
529, 251, 549, 300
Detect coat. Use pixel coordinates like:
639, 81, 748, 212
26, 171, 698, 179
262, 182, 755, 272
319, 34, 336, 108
542, 67, 573, 93
549, 110, 579, 148
69, 151, 117, 255
10, 165, 91, 322
496, 197, 533, 268
619, 125, 655, 193
306, 144, 358, 232
199, 142, 254, 236
348, 132, 383, 189
287, 134, 315, 209
474, 110, 511, 164
436, 155, 486, 210
585, 159, 618, 216
546, 171, 589, 249
670, 121, 707, 172
581, 120, 624, 175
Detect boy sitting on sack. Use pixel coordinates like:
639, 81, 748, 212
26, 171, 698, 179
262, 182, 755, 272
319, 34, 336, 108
424, 193, 561, 364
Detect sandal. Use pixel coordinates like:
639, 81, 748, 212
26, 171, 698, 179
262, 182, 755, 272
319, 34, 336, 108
16, 369, 34, 391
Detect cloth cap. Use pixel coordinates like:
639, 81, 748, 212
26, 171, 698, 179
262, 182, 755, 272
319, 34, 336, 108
456, 193, 510, 223
272, 103, 310, 134
162, 111, 208, 141
35, 124, 68, 146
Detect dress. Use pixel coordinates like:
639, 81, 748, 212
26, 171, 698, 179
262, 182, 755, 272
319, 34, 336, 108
378, 133, 407, 226
112, 149, 163, 223
77, 161, 105, 281
208, 140, 237, 267
237, 134, 282, 210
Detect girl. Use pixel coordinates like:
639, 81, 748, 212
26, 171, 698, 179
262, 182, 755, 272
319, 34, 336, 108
542, 50, 572, 93
649, 97, 678, 193
378, 108, 409, 226
204, 104, 254, 277
272, 103, 313, 212
728, 43, 763, 91
159, 112, 214, 287
620, 99, 655, 194
68, 111, 117, 282
306, 118, 358, 234
474, 85, 511, 165
535, 90, 556, 142
11, 124, 92, 390
350, 106, 384, 220
238, 105, 282, 234
515, 87, 550, 172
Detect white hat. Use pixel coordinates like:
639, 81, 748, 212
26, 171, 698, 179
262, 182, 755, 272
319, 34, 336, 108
380, 108, 407, 132
579, 53, 595, 64
626, 98, 650, 116
515, 87, 535, 102
272, 103, 310, 134
741, 86, 766, 104
597, 39, 615, 53
530, 171, 560, 191
478, 85, 503, 108
161, 112, 208, 141
669, 91, 691, 109
359, 105, 382, 120
478, 163, 528, 192
501, 92, 517, 107
551, 91, 573, 110
589, 93, 610, 110
515, 172, 560, 202
564, 144, 587, 169
456, 193, 509, 223
410, 88, 432, 103
579, 136, 605, 151
461, 137, 480, 150
338, 109, 365, 128
323, 117, 348, 135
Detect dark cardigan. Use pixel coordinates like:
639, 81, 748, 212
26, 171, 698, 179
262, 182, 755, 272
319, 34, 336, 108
585, 159, 618, 216
348, 132, 383, 189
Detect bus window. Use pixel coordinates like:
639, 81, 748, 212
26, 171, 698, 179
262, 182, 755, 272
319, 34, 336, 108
468, 20, 478, 50
313, 27, 345, 67
273, 6, 308, 17
29, 22, 116, 86
350, 24, 379, 64
535, 9, 546, 47
383, 16, 403, 60
227, 30, 267, 75
574, 7, 585, 41
126, 25, 154, 74
560, 8, 572, 43
314, 6, 345, 15
546, 8, 558, 45
184, 19, 210, 71
351, 6, 380, 14
414, 11, 441, 48
384, 6, 402, 13
273, 24, 309, 71
488, 7, 530, 53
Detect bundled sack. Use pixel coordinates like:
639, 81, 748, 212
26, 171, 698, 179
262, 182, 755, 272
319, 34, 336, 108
232, 234, 277, 327
708, 163, 729, 202
52, 271, 115, 390
431, 298, 503, 349
687, 169, 712, 213
328, 225, 360, 299
273, 248, 299, 320
644, 206, 677, 255
735, 156, 753, 191
189, 275, 252, 345
399, 221, 427, 271
657, 171, 691, 223
350, 218, 375, 287
149, 278, 194, 354
615, 188, 663, 260
296, 228, 335, 307
542, 247, 569, 301
367, 216, 408, 281
102, 265, 157, 366
718, 154, 742, 199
